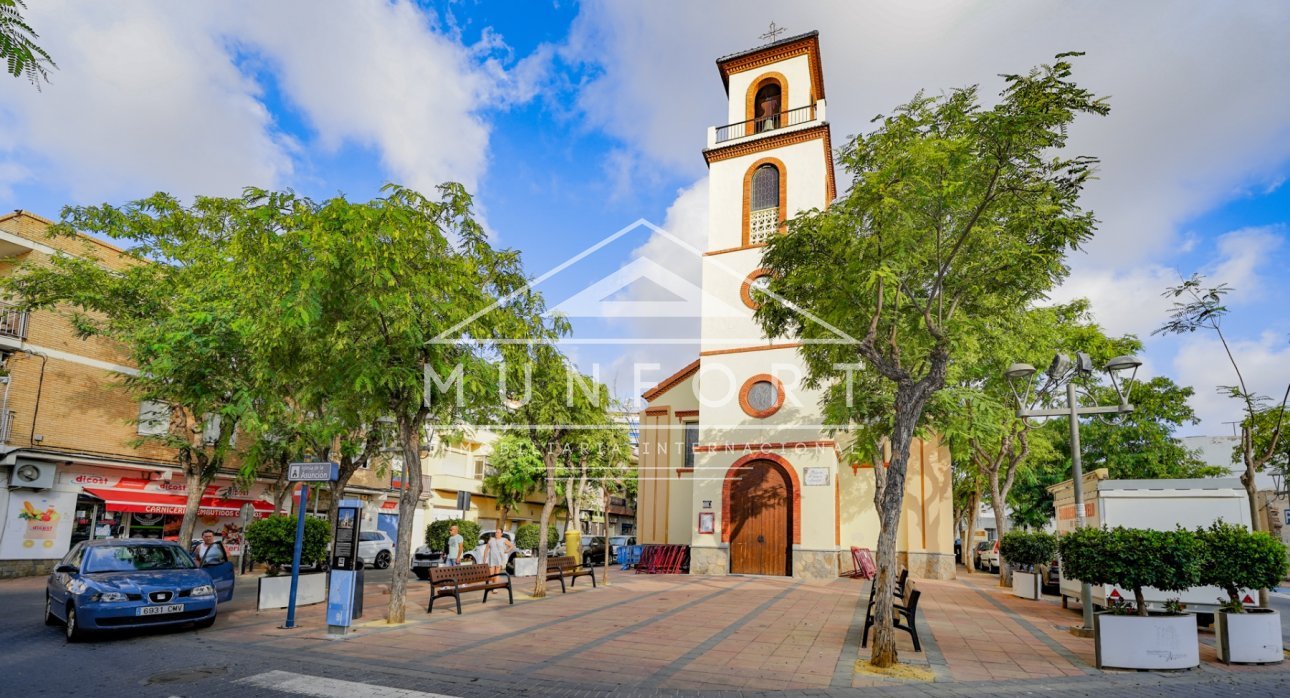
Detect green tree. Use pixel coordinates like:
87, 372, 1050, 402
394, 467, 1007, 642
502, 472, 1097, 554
482, 434, 545, 532
938, 300, 1129, 584
755, 55, 1108, 667
228, 183, 552, 623
1156, 274, 1290, 545
1008, 375, 1224, 527
514, 523, 557, 552
1, 0, 55, 88
425, 519, 481, 552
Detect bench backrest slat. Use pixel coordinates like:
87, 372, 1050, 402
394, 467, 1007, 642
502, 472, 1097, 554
546, 555, 580, 572
429, 563, 494, 585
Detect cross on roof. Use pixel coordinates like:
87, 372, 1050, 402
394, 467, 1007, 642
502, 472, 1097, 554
759, 22, 786, 44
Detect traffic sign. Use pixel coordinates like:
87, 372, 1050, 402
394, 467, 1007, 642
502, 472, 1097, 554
288, 462, 339, 482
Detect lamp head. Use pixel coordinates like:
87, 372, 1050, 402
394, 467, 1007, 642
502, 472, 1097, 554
1005, 363, 1036, 381
1104, 354, 1143, 408
1046, 353, 1073, 381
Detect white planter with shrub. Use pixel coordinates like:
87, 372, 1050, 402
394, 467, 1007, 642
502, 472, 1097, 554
512, 556, 540, 577
999, 530, 1055, 602
1198, 521, 1288, 665
1093, 612, 1199, 670
1216, 609, 1282, 664
1011, 570, 1041, 600
257, 571, 327, 610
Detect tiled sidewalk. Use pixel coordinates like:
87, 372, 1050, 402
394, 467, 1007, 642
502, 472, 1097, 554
191, 566, 1290, 694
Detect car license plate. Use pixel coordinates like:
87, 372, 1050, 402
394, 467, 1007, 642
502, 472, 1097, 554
137, 604, 184, 616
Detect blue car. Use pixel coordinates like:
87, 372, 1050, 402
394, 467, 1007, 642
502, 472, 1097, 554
45, 538, 234, 641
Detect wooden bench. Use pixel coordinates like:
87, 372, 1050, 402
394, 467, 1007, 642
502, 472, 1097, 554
545, 555, 596, 593
862, 577, 922, 652
426, 563, 512, 614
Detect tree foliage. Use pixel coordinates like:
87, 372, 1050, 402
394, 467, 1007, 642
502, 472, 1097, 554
483, 433, 546, 530
244, 515, 331, 574
1, 0, 55, 88
1196, 521, 1289, 610
997, 530, 1056, 571
1059, 526, 1202, 616
755, 54, 1108, 666
425, 519, 481, 552
514, 523, 557, 552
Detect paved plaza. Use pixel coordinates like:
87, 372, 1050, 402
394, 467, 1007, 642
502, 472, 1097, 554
2, 566, 1288, 696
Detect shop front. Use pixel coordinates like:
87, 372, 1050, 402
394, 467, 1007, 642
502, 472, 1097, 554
2, 462, 280, 577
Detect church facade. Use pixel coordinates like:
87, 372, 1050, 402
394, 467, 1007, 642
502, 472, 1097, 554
637, 32, 955, 581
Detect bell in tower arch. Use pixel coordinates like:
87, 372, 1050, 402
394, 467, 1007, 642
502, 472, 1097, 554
755, 83, 781, 133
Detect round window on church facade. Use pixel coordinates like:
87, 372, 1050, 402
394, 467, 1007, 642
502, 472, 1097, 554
739, 374, 785, 419
741, 269, 773, 309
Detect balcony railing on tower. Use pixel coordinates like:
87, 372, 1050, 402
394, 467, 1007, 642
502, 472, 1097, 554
714, 103, 817, 144
0, 303, 28, 340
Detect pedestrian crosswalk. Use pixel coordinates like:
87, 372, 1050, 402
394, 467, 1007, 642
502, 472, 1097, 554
236, 670, 459, 698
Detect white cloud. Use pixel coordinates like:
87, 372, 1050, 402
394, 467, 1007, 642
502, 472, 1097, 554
0, 1, 550, 206
564, 1, 1290, 268
0, 1, 291, 202
1173, 332, 1290, 432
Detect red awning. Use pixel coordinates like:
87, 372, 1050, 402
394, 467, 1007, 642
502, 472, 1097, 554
84, 488, 277, 518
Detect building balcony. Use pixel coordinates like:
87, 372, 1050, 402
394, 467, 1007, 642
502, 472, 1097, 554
707, 100, 826, 149
0, 303, 28, 340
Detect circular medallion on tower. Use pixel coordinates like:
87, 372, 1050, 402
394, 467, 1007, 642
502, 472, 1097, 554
740, 269, 773, 310
739, 374, 785, 419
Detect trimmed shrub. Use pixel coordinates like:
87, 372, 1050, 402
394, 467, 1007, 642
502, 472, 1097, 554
425, 519, 481, 553
1059, 526, 1201, 616
514, 523, 558, 552
999, 530, 1058, 572
244, 515, 331, 574
1197, 520, 1289, 612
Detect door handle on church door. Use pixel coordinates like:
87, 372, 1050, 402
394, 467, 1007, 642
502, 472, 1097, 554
757, 535, 765, 543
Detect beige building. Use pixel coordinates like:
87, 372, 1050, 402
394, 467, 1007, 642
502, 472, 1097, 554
637, 33, 954, 581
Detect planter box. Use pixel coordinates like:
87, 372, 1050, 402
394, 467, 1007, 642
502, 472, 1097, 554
257, 571, 328, 611
1093, 612, 1199, 670
1217, 609, 1283, 664
512, 557, 540, 577
1012, 571, 1040, 600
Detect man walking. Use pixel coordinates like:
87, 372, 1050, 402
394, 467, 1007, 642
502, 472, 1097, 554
446, 525, 464, 566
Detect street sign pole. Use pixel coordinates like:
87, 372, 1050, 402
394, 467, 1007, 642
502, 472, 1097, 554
280, 461, 338, 630
283, 482, 309, 629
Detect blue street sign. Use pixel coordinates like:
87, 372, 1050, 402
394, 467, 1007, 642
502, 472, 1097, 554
288, 462, 339, 482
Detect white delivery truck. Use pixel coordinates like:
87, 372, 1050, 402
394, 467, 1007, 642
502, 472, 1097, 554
1048, 469, 1253, 621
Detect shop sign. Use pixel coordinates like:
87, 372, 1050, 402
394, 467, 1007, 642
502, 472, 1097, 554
1, 490, 77, 559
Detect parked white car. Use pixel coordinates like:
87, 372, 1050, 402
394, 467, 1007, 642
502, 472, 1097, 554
357, 530, 395, 569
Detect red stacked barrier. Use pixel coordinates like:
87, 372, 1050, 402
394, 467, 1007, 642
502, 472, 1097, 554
635, 544, 689, 574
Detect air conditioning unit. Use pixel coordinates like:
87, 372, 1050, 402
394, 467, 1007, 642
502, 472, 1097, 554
8, 458, 58, 490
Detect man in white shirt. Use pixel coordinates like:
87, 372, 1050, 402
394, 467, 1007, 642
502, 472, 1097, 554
193, 529, 223, 564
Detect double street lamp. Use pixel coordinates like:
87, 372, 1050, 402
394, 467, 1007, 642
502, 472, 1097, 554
1005, 352, 1142, 635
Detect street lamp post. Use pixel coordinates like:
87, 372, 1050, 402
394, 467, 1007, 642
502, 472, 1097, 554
1006, 352, 1141, 636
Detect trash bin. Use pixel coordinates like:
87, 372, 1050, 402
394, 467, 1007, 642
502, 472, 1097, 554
564, 529, 582, 566
352, 559, 364, 620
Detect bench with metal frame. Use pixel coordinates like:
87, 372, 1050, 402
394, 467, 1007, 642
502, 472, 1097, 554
861, 575, 922, 652
544, 555, 596, 593
426, 563, 512, 614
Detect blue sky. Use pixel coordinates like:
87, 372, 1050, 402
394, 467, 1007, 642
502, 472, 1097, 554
2, 1, 1287, 432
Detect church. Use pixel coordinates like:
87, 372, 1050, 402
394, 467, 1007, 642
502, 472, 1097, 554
637, 31, 955, 581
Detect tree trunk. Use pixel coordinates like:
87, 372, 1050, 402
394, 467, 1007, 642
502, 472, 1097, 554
962, 490, 979, 570
1134, 587, 1147, 616
1240, 451, 1271, 607
178, 458, 205, 548
498, 504, 509, 533
532, 450, 558, 598
386, 413, 424, 625
990, 481, 1011, 586
869, 393, 920, 668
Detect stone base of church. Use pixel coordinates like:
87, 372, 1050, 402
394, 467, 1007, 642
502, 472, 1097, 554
689, 545, 729, 575
793, 549, 843, 581
898, 551, 957, 580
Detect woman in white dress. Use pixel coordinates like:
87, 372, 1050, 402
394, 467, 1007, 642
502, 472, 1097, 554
485, 532, 514, 579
